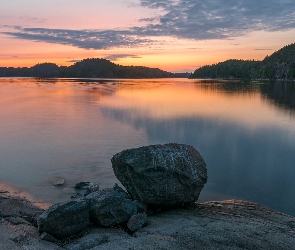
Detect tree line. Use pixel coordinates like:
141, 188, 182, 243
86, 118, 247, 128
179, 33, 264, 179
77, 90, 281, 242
0, 58, 190, 79
190, 43, 295, 80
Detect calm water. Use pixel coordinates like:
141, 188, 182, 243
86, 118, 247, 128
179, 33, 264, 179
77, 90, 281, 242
1, 78, 295, 215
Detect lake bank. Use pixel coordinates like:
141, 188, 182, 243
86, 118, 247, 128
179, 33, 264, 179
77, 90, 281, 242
1, 188, 295, 250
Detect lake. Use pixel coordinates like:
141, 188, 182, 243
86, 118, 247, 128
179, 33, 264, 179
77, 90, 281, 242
0, 78, 295, 216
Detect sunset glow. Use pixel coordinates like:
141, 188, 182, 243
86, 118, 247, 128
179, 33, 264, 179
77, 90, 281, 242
100, 80, 294, 130
1, 0, 295, 72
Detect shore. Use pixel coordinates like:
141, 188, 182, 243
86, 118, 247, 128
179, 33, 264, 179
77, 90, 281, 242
1, 187, 295, 250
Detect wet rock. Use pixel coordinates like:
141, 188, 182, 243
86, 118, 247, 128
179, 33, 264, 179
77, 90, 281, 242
112, 143, 207, 206
71, 193, 82, 199
84, 187, 100, 197
86, 184, 147, 227
49, 177, 65, 186
36, 200, 89, 240
74, 182, 99, 190
127, 212, 147, 232
74, 182, 100, 197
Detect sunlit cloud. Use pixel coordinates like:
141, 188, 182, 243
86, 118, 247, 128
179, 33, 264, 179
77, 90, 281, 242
254, 48, 273, 51
2, 0, 295, 50
105, 54, 141, 61
66, 59, 81, 63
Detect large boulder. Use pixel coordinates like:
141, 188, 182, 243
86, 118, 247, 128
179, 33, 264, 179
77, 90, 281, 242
111, 143, 207, 206
86, 184, 147, 227
36, 200, 89, 240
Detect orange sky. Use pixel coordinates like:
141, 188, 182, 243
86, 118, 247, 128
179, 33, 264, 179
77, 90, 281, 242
1, 0, 295, 72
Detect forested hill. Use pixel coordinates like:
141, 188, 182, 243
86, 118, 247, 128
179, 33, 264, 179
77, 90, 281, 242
0, 58, 190, 78
190, 43, 295, 80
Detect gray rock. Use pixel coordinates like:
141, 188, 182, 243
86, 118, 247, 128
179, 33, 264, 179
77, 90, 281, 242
86, 184, 147, 227
127, 212, 147, 232
111, 143, 207, 206
36, 200, 89, 240
74, 182, 99, 190
49, 177, 65, 186
74, 182, 100, 197
0, 194, 44, 225
84, 187, 100, 197
40, 232, 58, 243
76, 200, 295, 250
63, 227, 127, 250
1, 190, 295, 250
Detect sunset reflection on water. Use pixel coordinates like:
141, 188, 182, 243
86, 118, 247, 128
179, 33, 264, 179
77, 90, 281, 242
0, 78, 295, 216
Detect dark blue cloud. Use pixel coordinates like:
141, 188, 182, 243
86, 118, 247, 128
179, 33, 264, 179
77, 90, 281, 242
2, 0, 295, 49
139, 0, 295, 39
3, 27, 153, 50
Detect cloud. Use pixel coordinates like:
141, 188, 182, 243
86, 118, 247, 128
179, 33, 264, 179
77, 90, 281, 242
104, 54, 141, 61
2, 0, 295, 50
140, 0, 172, 9
19, 16, 47, 24
66, 59, 81, 63
254, 48, 274, 51
138, 0, 295, 39
2, 27, 154, 50
0, 54, 18, 58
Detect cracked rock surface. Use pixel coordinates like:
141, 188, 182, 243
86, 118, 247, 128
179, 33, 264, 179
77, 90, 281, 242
1, 191, 295, 250
112, 143, 207, 206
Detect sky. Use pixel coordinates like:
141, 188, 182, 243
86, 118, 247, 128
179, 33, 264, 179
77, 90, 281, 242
1, 0, 295, 72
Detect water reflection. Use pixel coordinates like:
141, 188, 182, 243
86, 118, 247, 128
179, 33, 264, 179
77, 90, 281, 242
260, 80, 295, 111
194, 79, 260, 94
101, 108, 295, 215
99, 79, 295, 215
0, 78, 295, 216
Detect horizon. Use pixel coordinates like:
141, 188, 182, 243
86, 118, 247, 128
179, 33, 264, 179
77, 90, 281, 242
1, 1, 295, 72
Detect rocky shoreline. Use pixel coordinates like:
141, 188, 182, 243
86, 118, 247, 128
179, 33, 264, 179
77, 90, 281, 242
1, 143, 295, 249
1, 191, 295, 250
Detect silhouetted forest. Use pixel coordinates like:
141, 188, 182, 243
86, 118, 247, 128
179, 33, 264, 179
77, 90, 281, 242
190, 43, 295, 80
0, 58, 190, 79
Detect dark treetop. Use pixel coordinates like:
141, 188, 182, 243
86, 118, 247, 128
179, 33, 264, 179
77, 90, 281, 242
0, 58, 190, 79
190, 43, 295, 80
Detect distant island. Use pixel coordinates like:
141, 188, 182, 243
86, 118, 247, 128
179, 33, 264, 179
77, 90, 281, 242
190, 43, 295, 80
1, 43, 294, 80
0, 58, 190, 79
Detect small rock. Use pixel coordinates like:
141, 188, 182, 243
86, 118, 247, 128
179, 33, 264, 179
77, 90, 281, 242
86, 184, 146, 227
49, 177, 65, 186
84, 187, 100, 197
37, 200, 89, 240
127, 212, 147, 232
74, 182, 99, 197
74, 182, 99, 190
